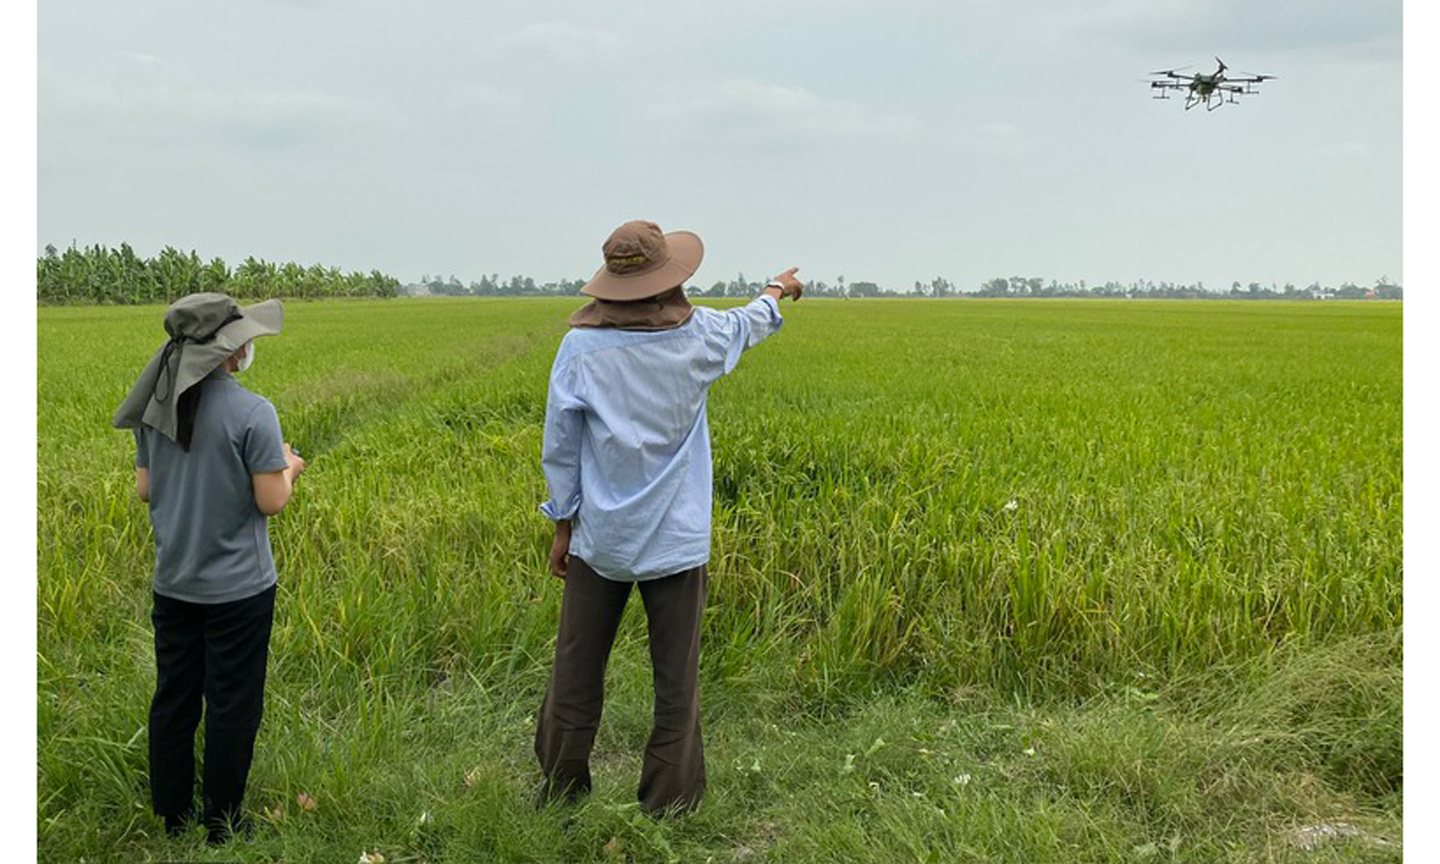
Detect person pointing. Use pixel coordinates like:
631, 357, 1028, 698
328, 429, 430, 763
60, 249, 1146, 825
535, 220, 802, 815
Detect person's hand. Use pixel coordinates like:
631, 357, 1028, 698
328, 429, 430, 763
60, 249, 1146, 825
549, 520, 572, 579
771, 267, 804, 301
284, 443, 307, 478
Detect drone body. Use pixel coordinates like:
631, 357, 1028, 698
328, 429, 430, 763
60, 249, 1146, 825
1147, 58, 1275, 110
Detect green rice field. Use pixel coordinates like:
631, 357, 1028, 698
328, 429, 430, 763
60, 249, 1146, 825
37, 298, 1402, 861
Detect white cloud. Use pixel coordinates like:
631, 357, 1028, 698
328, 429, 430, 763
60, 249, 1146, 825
447, 82, 525, 127
973, 121, 1023, 154
41, 67, 381, 149
1317, 141, 1370, 159
1037, 0, 1400, 55
644, 78, 919, 145
113, 50, 171, 70
1043, 0, 1207, 40
490, 22, 623, 64
978, 121, 1019, 139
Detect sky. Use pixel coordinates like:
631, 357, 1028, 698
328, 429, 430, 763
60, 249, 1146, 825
37, 0, 1402, 292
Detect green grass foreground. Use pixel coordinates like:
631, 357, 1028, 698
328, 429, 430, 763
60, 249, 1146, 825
38, 299, 1401, 861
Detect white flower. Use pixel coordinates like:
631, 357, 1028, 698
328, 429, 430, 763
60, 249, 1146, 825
1003, 499, 1019, 512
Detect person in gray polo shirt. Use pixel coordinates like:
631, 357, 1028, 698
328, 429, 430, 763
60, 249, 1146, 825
114, 293, 306, 845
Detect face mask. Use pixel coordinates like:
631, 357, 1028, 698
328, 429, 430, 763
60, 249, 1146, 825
237, 342, 255, 373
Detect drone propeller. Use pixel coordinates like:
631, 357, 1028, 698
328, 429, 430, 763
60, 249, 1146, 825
1238, 71, 1276, 80
1215, 56, 1227, 71
1148, 64, 1193, 75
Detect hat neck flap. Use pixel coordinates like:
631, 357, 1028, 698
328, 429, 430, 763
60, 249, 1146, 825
153, 310, 243, 404
569, 286, 694, 331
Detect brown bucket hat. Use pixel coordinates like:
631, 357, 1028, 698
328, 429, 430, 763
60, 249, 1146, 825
581, 220, 704, 301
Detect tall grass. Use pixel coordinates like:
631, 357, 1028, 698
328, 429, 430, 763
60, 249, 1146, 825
37, 299, 1401, 860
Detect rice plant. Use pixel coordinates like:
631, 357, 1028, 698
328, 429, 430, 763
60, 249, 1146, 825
37, 298, 1401, 861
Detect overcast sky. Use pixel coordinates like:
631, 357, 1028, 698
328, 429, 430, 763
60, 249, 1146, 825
38, 0, 1401, 291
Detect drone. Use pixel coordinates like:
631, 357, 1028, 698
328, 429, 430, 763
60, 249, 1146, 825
1147, 57, 1275, 111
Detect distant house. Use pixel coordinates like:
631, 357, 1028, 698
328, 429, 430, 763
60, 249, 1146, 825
403, 283, 433, 297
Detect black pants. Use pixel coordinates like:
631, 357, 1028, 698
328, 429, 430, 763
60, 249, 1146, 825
535, 557, 707, 815
149, 584, 275, 833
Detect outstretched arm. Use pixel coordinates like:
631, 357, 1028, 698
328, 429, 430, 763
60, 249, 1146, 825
711, 267, 804, 376
762, 267, 804, 303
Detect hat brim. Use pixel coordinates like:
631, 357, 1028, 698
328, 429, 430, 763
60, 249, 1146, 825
581, 231, 704, 301
212, 299, 284, 352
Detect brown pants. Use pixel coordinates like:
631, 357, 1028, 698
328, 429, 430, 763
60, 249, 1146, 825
535, 556, 707, 815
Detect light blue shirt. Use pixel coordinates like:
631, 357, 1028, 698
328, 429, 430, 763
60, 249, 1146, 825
540, 294, 784, 581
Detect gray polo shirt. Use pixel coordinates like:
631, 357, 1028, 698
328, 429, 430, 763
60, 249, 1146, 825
134, 368, 289, 603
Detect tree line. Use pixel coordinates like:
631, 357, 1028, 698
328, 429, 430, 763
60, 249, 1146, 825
413, 272, 945, 299
419, 273, 590, 297
972, 276, 1403, 300
412, 272, 1402, 300
37, 243, 402, 305
38, 243, 1400, 304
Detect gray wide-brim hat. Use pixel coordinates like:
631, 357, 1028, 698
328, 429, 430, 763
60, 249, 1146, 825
113, 293, 284, 442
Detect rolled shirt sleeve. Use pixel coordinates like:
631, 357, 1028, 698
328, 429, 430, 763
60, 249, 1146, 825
539, 354, 584, 521
718, 293, 784, 375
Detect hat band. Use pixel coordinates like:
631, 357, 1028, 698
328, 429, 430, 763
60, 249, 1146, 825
605, 249, 671, 276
